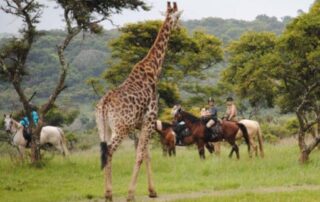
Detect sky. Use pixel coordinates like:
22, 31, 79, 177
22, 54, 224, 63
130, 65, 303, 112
0, 0, 315, 34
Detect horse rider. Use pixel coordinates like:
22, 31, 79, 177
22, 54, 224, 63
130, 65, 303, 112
172, 104, 190, 145
201, 97, 219, 139
225, 97, 238, 121
20, 115, 32, 146
32, 110, 39, 126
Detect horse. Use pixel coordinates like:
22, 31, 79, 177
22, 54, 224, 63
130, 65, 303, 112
155, 120, 217, 157
3, 114, 69, 158
155, 120, 176, 156
172, 106, 250, 159
237, 119, 264, 157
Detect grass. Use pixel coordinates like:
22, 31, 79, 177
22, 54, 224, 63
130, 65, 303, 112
1, 140, 320, 202
173, 190, 320, 202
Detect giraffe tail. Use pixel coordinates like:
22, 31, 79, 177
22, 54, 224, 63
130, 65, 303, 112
100, 142, 108, 169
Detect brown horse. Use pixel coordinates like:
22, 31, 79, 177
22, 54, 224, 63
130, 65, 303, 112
172, 106, 250, 159
155, 120, 216, 157
155, 120, 176, 156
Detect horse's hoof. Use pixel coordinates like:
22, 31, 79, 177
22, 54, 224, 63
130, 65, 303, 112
149, 190, 158, 198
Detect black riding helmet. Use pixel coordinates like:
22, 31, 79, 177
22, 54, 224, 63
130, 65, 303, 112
226, 97, 233, 102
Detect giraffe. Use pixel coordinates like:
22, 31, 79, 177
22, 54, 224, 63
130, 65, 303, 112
95, 2, 182, 202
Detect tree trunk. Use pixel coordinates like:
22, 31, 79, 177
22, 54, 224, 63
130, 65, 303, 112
299, 136, 320, 163
30, 121, 43, 164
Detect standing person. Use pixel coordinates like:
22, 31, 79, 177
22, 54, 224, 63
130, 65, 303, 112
32, 110, 39, 126
203, 97, 219, 138
225, 97, 238, 121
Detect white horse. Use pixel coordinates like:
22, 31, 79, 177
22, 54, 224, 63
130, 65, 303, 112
236, 119, 264, 158
3, 114, 69, 158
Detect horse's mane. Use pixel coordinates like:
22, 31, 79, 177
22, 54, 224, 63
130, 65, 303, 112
181, 110, 200, 123
161, 121, 172, 130
11, 118, 22, 129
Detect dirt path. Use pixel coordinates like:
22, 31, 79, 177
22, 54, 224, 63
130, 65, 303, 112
106, 184, 320, 202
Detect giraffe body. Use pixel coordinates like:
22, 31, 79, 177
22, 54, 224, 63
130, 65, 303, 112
95, 2, 182, 201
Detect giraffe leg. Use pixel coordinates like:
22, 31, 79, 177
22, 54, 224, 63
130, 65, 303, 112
144, 146, 157, 198
127, 124, 154, 202
104, 132, 127, 202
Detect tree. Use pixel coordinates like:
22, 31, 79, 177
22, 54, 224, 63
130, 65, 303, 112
0, 0, 148, 164
222, 32, 277, 108
222, 0, 320, 163
274, 0, 320, 163
96, 20, 223, 107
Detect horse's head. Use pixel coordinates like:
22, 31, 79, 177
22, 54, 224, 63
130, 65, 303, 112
3, 114, 13, 133
171, 105, 183, 124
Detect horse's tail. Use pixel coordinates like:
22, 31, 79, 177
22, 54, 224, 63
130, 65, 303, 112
256, 123, 264, 158
237, 123, 250, 153
58, 127, 69, 156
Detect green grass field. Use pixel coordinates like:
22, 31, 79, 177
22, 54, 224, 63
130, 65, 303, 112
1, 140, 320, 202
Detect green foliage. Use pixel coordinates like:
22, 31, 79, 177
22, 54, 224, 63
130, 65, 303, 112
184, 15, 290, 44
273, 2, 320, 114
56, 0, 149, 33
100, 20, 223, 107
222, 32, 277, 107
44, 106, 79, 126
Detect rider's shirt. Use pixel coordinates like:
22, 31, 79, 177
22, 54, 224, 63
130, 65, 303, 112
208, 107, 218, 121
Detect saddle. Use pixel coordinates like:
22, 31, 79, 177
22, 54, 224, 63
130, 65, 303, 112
173, 124, 191, 146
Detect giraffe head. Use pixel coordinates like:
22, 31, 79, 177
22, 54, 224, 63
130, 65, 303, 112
165, 2, 183, 28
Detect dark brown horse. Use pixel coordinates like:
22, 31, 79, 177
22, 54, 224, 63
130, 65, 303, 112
155, 120, 216, 157
172, 106, 250, 159
155, 120, 176, 156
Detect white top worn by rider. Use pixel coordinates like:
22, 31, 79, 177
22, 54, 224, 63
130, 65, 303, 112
225, 97, 238, 121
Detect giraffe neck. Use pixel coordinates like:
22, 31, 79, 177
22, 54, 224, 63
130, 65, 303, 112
130, 17, 174, 83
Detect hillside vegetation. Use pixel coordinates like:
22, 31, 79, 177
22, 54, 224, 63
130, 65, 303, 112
0, 15, 289, 111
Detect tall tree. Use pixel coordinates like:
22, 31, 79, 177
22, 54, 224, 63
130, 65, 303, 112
0, 0, 148, 164
222, 0, 320, 163
222, 32, 277, 108
275, 0, 320, 163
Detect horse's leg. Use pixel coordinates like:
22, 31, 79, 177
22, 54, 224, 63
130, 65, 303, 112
214, 142, 221, 156
249, 137, 257, 158
168, 145, 172, 157
234, 144, 240, 159
228, 146, 234, 158
18, 145, 25, 161
205, 142, 214, 154
197, 141, 205, 159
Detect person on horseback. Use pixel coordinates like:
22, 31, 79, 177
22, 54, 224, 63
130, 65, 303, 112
225, 97, 238, 121
20, 115, 32, 146
172, 104, 190, 145
32, 110, 39, 126
202, 97, 219, 139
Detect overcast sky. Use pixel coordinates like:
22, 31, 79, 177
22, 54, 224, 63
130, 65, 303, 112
0, 0, 315, 33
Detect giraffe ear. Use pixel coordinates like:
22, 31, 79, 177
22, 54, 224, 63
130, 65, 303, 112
172, 10, 183, 19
